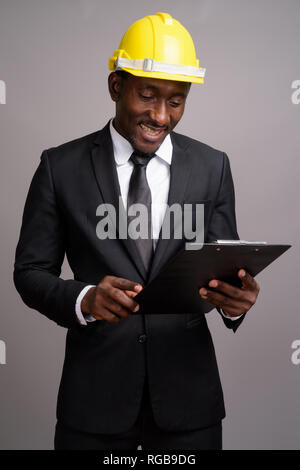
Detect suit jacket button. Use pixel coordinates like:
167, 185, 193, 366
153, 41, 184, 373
138, 334, 147, 343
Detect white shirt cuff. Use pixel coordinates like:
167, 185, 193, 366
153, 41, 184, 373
75, 285, 96, 325
220, 308, 244, 321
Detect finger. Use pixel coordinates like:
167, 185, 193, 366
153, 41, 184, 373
111, 277, 143, 293
108, 287, 140, 312
238, 270, 259, 291
199, 288, 251, 313
102, 297, 132, 319
125, 290, 138, 298
92, 308, 120, 323
90, 313, 104, 320
205, 279, 244, 300
206, 284, 257, 309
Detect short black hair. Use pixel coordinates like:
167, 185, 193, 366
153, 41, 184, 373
115, 70, 130, 80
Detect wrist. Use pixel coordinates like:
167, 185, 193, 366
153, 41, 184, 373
222, 309, 233, 318
81, 286, 95, 315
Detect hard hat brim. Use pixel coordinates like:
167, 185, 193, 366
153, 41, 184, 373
119, 67, 204, 84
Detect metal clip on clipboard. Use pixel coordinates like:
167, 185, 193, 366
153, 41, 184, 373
213, 240, 267, 245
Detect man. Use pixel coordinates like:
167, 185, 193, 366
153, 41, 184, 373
13, 12, 259, 450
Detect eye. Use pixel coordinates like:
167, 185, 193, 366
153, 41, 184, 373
139, 93, 154, 101
169, 101, 181, 108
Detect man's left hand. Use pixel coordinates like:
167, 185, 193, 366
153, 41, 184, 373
199, 269, 260, 318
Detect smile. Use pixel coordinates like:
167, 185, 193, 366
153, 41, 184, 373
139, 123, 165, 137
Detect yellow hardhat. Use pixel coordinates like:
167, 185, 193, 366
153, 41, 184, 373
108, 12, 205, 84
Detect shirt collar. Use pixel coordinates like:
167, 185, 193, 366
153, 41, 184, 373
109, 118, 173, 166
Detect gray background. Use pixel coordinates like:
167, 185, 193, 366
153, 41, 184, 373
0, 0, 299, 450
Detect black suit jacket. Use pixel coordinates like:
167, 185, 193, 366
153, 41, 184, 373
14, 121, 246, 434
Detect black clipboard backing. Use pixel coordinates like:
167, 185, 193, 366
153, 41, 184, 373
135, 243, 291, 314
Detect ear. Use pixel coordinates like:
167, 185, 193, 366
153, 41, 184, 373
108, 72, 123, 102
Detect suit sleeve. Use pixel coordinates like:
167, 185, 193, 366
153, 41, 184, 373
13, 150, 89, 328
207, 152, 247, 332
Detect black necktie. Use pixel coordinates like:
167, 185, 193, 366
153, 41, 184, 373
127, 150, 155, 272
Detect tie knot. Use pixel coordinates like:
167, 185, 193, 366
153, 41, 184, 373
130, 150, 155, 167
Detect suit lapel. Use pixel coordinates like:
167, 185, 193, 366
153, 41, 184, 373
148, 133, 192, 284
90, 122, 147, 281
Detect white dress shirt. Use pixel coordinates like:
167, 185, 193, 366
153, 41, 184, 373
75, 119, 243, 324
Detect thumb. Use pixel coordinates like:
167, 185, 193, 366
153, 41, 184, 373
125, 289, 141, 298
238, 269, 253, 289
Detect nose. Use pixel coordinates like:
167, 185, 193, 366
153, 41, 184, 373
149, 101, 169, 127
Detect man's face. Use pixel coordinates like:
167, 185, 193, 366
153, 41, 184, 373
109, 73, 191, 154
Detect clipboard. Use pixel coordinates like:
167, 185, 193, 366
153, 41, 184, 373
135, 241, 291, 314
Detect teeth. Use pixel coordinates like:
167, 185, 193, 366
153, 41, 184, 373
140, 123, 161, 136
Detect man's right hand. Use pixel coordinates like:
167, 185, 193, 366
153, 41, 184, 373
80, 276, 143, 323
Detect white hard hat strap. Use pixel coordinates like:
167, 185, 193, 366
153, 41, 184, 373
115, 57, 206, 78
